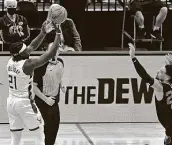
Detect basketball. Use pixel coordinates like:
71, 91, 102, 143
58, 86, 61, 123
47, 4, 67, 24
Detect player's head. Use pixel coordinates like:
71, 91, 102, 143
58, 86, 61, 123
9, 42, 29, 61
4, 0, 17, 15
156, 65, 172, 83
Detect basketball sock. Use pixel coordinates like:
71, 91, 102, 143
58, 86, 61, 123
33, 126, 45, 145
153, 26, 160, 31
10, 131, 22, 145
139, 25, 144, 29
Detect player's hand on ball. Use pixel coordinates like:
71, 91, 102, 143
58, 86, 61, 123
52, 22, 62, 34
41, 21, 55, 34
45, 96, 56, 106
165, 53, 172, 65
128, 43, 135, 58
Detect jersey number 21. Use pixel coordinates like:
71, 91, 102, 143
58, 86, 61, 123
9, 75, 17, 90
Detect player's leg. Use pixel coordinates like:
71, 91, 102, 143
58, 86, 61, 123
10, 131, 22, 145
7, 97, 24, 145
16, 99, 45, 145
152, 1, 167, 40
131, 1, 145, 39
31, 125, 45, 145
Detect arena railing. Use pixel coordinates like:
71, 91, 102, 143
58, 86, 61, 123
0, 0, 171, 11
85, 0, 172, 11
1, 51, 172, 55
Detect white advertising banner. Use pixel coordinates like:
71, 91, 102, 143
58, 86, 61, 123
0, 55, 167, 123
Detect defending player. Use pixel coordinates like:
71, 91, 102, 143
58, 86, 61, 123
6, 21, 61, 145
129, 43, 172, 145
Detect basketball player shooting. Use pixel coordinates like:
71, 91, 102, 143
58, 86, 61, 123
6, 20, 62, 145
129, 43, 172, 145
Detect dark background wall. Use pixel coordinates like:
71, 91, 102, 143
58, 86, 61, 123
1, 11, 172, 51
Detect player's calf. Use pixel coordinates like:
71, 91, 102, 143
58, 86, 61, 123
164, 136, 172, 145
10, 131, 22, 145
32, 126, 45, 145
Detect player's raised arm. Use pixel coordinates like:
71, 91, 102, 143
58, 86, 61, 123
129, 43, 164, 100
26, 21, 55, 53
128, 43, 154, 85
23, 24, 61, 75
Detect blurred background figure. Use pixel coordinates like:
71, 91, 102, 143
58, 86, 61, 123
130, 0, 168, 40
59, 0, 86, 47
45, 18, 82, 51
0, 0, 30, 51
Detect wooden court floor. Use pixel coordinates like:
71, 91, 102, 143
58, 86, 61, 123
0, 123, 166, 145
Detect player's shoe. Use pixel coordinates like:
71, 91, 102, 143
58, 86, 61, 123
164, 136, 172, 145
151, 30, 164, 41
137, 28, 145, 39
145, 33, 151, 39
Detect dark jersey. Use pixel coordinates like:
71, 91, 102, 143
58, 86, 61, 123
155, 83, 172, 128
0, 14, 30, 44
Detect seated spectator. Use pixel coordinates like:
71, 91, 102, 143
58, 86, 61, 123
0, 0, 30, 50
59, 0, 86, 46
46, 18, 82, 51
130, 0, 168, 40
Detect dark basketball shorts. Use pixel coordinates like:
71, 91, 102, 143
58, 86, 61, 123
130, 0, 166, 15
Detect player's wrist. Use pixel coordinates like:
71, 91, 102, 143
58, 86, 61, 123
132, 57, 137, 62
41, 29, 47, 35
56, 32, 62, 35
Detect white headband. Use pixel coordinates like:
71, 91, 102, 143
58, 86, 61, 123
19, 43, 27, 54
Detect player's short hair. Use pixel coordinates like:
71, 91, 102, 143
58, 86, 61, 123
9, 42, 27, 56
4, 0, 17, 8
156, 65, 172, 83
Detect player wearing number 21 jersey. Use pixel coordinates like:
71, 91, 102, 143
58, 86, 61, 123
5, 21, 61, 145
7, 59, 33, 99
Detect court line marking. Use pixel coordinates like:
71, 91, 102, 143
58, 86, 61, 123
76, 124, 95, 145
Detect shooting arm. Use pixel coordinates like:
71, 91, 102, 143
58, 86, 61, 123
23, 32, 61, 76
132, 57, 163, 100
27, 21, 55, 53
27, 30, 46, 53
132, 57, 154, 85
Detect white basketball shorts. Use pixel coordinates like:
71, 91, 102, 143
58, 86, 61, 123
7, 96, 43, 132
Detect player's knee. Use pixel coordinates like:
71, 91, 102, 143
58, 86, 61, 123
135, 11, 144, 20
160, 7, 168, 15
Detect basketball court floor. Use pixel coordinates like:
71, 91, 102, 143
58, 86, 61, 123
0, 123, 166, 145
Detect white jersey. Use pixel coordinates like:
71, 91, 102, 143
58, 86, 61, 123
6, 58, 33, 99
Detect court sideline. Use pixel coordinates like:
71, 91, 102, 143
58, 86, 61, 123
0, 123, 166, 145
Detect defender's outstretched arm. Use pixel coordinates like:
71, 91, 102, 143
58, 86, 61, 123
129, 43, 154, 85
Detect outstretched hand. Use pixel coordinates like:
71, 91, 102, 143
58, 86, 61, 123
41, 21, 55, 34
128, 43, 135, 58
165, 53, 172, 65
